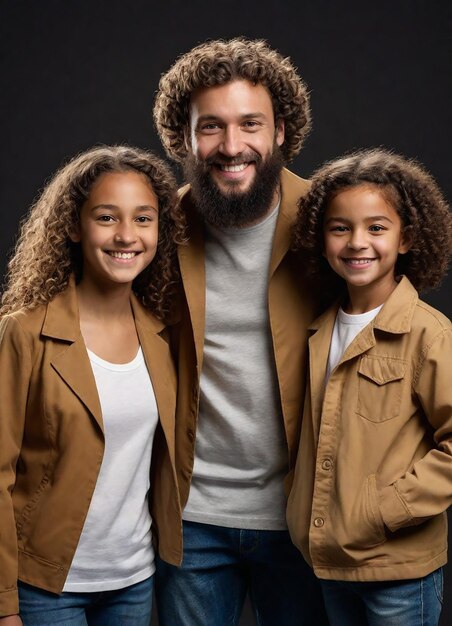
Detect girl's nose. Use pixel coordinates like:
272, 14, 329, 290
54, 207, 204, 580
114, 224, 136, 244
347, 233, 368, 250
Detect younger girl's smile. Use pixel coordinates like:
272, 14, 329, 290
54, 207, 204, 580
323, 184, 411, 310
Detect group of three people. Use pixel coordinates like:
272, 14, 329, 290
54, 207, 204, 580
0, 38, 450, 626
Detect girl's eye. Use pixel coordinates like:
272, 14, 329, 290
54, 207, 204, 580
199, 122, 220, 133
369, 225, 385, 232
330, 225, 348, 232
97, 215, 115, 222
135, 215, 153, 223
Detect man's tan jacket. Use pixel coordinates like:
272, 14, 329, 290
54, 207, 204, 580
287, 277, 452, 581
173, 168, 317, 511
0, 279, 182, 617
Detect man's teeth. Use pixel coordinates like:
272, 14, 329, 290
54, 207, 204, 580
108, 251, 137, 259
219, 163, 248, 172
344, 258, 374, 265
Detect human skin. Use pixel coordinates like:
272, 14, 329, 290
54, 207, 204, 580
71, 170, 159, 290
323, 184, 411, 314
187, 79, 285, 202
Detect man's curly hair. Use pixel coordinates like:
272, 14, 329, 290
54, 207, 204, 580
293, 148, 451, 300
1, 145, 185, 320
153, 37, 311, 163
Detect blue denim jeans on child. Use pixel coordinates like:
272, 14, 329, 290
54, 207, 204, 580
155, 519, 328, 626
18, 576, 153, 626
320, 568, 443, 626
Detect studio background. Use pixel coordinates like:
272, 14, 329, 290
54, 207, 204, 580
1, 1, 451, 624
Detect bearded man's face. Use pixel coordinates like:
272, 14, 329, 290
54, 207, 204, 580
184, 79, 285, 228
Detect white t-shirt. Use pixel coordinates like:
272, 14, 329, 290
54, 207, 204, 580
64, 347, 158, 592
326, 304, 383, 383
183, 203, 289, 531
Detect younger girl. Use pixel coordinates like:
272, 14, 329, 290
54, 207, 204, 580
287, 148, 451, 626
0, 145, 185, 625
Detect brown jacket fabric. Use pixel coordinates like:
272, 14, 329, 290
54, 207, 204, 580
0, 279, 182, 617
173, 168, 317, 510
287, 277, 452, 581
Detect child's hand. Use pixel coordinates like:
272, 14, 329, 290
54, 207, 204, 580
0, 617, 23, 625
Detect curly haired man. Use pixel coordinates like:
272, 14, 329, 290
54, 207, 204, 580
153, 38, 327, 626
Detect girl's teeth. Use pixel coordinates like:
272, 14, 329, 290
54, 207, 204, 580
109, 251, 136, 259
346, 259, 373, 265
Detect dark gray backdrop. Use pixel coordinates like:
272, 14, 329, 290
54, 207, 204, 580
1, 1, 451, 624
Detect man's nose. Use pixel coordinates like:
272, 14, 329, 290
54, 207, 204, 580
218, 126, 245, 157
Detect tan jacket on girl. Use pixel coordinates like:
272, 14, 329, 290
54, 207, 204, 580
0, 278, 182, 617
287, 277, 452, 582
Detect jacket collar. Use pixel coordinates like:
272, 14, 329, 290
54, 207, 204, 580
42, 275, 165, 342
308, 276, 418, 335
41, 276, 166, 435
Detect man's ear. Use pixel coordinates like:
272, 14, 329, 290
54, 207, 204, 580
275, 118, 285, 147
398, 227, 413, 255
183, 125, 192, 154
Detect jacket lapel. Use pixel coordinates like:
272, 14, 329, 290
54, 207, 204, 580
177, 191, 206, 371
269, 168, 310, 278
308, 305, 338, 424
132, 298, 176, 464
42, 279, 104, 432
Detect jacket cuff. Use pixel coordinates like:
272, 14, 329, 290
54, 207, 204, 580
378, 483, 414, 532
0, 588, 19, 618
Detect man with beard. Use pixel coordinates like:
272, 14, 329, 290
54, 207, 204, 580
153, 38, 327, 626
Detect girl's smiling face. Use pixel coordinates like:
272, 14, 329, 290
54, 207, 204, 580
323, 184, 411, 309
71, 170, 159, 289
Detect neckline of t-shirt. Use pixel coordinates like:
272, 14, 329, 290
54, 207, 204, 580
206, 200, 280, 236
337, 304, 383, 325
87, 346, 144, 371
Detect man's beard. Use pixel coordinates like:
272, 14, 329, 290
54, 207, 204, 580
183, 147, 284, 229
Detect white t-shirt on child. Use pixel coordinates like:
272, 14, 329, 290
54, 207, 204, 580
64, 347, 158, 592
325, 304, 383, 384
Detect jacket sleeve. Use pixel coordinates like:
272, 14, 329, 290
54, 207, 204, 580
0, 316, 32, 616
378, 326, 452, 533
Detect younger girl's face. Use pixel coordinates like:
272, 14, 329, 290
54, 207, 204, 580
323, 184, 410, 300
72, 171, 159, 289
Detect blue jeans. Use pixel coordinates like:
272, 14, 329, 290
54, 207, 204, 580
155, 520, 328, 626
320, 568, 443, 626
18, 576, 153, 625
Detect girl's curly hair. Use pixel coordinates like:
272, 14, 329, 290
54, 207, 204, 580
153, 37, 311, 163
293, 148, 451, 301
1, 145, 186, 320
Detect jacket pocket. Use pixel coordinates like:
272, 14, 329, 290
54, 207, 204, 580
356, 355, 406, 422
342, 474, 387, 551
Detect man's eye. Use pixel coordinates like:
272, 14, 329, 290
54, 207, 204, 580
242, 121, 259, 129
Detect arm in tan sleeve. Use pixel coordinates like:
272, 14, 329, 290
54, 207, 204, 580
378, 327, 452, 532
0, 317, 32, 616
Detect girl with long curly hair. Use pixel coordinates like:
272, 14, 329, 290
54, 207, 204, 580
287, 148, 451, 626
0, 145, 185, 625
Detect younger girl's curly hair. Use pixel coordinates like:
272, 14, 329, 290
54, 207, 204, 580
153, 37, 311, 163
1, 145, 186, 320
293, 148, 451, 301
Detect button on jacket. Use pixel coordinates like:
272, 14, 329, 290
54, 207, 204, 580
173, 168, 317, 511
0, 279, 182, 617
287, 277, 452, 581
